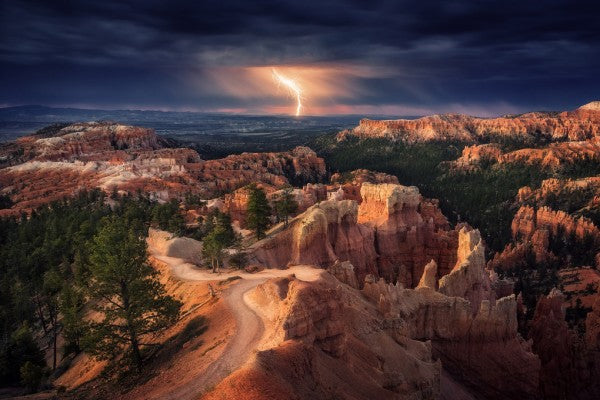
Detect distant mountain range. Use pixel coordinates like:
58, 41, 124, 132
0, 105, 365, 142
0, 104, 250, 123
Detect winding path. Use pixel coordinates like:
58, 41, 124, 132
152, 251, 322, 400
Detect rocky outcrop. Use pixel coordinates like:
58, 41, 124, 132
358, 183, 457, 286
327, 260, 360, 289
499, 138, 600, 168
0, 123, 327, 215
330, 169, 399, 202
337, 104, 600, 143
281, 280, 346, 357
193, 146, 326, 195
579, 101, 600, 112
361, 237, 541, 399
251, 183, 459, 287
529, 289, 578, 400
222, 183, 327, 228
452, 137, 600, 172
512, 205, 600, 257
439, 228, 493, 313
2, 122, 167, 166
249, 181, 541, 397
492, 204, 600, 272
219, 272, 442, 400
222, 186, 253, 227
452, 143, 503, 170
417, 260, 437, 290
251, 199, 379, 283
146, 228, 203, 265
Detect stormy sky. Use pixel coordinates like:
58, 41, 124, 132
1, 0, 599, 116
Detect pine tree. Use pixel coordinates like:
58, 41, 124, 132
201, 211, 237, 272
246, 185, 271, 239
83, 215, 181, 372
42, 268, 62, 370
59, 284, 86, 355
273, 187, 298, 227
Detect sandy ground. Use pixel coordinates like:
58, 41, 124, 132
149, 245, 323, 400
152, 254, 322, 283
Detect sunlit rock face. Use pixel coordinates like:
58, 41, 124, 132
337, 103, 600, 143
0, 122, 327, 215
249, 182, 540, 399
250, 182, 461, 287
490, 204, 600, 272
357, 225, 540, 399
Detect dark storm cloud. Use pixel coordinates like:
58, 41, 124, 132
1, 0, 599, 114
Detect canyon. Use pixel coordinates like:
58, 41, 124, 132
338, 102, 600, 144
0, 122, 326, 215
3, 106, 600, 400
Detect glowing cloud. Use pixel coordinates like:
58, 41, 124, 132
190, 64, 392, 115
272, 69, 303, 116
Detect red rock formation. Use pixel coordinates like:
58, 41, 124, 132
452, 143, 503, 170
330, 169, 399, 202
327, 260, 360, 289
499, 137, 600, 168
0, 123, 327, 215
361, 233, 541, 399
488, 242, 530, 272
452, 137, 600, 173
337, 103, 600, 143
251, 200, 541, 398
232, 273, 442, 400
529, 290, 579, 400
357, 183, 457, 286
250, 182, 459, 287
517, 177, 600, 216
193, 146, 326, 195
438, 228, 494, 313
222, 186, 255, 227
222, 183, 328, 228
492, 204, 600, 272
511, 205, 600, 257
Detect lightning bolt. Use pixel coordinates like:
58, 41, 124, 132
272, 68, 303, 116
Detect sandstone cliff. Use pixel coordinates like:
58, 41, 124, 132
359, 227, 540, 399
529, 290, 579, 400
211, 273, 442, 400
0, 123, 327, 215
337, 103, 600, 143
250, 182, 459, 287
452, 137, 600, 170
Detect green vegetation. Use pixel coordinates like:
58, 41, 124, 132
0, 195, 12, 210
313, 136, 550, 251
273, 187, 299, 226
151, 199, 185, 235
0, 190, 192, 389
313, 136, 463, 189
315, 135, 600, 253
434, 162, 550, 251
565, 298, 592, 336
0, 323, 46, 389
201, 210, 238, 272
246, 184, 271, 239
83, 215, 182, 372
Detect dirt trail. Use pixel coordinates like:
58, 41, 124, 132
151, 248, 322, 400
159, 278, 266, 400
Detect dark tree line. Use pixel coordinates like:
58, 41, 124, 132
0, 190, 186, 391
